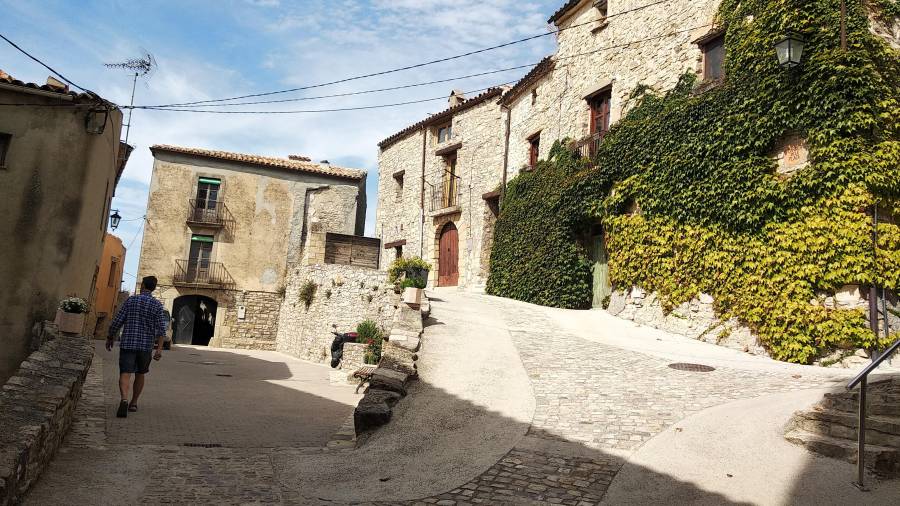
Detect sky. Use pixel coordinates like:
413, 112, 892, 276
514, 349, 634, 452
1, 0, 560, 289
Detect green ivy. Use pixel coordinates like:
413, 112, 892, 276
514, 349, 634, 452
487, 0, 899, 363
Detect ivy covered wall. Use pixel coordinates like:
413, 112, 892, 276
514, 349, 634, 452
487, 0, 900, 363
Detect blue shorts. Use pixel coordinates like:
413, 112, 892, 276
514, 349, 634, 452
119, 349, 152, 374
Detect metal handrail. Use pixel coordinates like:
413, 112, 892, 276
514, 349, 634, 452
845, 337, 899, 490
847, 338, 900, 390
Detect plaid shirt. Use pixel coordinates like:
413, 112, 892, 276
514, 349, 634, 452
108, 292, 168, 351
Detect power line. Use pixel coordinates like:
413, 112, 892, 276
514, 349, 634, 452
0, 32, 96, 96
146, 0, 672, 108
138, 63, 538, 108
135, 83, 514, 114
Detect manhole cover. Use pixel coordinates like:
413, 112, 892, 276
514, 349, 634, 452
183, 443, 223, 448
668, 362, 715, 372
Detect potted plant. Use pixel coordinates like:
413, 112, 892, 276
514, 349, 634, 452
56, 297, 88, 334
388, 256, 431, 284
400, 277, 427, 306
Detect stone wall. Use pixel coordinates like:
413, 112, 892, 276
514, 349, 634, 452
607, 287, 768, 356
0, 325, 93, 505
505, 0, 720, 177
376, 131, 426, 264
219, 290, 283, 350
275, 263, 399, 363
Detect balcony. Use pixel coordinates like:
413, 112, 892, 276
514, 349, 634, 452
173, 260, 235, 288
187, 199, 232, 228
429, 182, 461, 215
571, 132, 604, 167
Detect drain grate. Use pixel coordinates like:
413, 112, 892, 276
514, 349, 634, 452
668, 362, 715, 372
183, 443, 223, 448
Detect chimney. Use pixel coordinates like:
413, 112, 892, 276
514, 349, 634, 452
448, 89, 466, 108
288, 154, 311, 162
45, 76, 69, 93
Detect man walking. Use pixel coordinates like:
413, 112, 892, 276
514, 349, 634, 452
107, 275, 168, 418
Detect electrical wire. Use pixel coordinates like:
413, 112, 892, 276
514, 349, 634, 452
0, 32, 96, 96
143, 0, 672, 108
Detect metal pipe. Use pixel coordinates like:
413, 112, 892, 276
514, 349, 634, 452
123, 72, 138, 146
420, 127, 427, 258
856, 376, 867, 490
500, 104, 511, 202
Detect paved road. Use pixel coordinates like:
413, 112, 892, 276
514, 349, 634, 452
27, 290, 893, 505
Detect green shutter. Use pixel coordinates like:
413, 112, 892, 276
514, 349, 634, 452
198, 177, 221, 185
191, 235, 214, 243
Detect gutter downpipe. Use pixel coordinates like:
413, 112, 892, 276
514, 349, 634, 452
500, 104, 511, 203
420, 126, 427, 258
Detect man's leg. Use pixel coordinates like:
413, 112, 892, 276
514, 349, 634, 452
131, 373, 145, 405
119, 373, 133, 401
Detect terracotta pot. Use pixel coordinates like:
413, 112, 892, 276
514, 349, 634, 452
55, 309, 86, 335
402, 287, 423, 306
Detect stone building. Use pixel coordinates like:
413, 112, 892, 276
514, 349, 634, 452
376, 88, 507, 288
0, 70, 127, 383
136, 145, 366, 351
375, 0, 723, 290
85, 233, 127, 338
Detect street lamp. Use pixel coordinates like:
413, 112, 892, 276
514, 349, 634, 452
775, 32, 805, 68
109, 209, 121, 231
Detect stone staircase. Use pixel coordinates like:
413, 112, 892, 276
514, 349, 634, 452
785, 376, 900, 477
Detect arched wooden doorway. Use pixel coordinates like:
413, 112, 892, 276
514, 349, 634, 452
438, 222, 459, 287
172, 295, 218, 346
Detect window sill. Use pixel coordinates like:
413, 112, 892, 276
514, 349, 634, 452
434, 141, 462, 156
692, 77, 726, 95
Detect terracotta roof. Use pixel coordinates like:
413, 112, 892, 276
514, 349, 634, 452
378, 88, 505, 150
0, 69, 100, 102
498, 57, 555, 106
548, 0, 585, 24
150, 145, 366, 181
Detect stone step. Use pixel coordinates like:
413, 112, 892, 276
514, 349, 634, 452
821, 393, 900, 417
785, 429, 900, 477
793, 409, 900, 447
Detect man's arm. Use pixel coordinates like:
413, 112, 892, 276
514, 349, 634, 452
153, 306, 168, 360
106, 298, 129, 350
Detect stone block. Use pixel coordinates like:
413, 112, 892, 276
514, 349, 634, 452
606, 291, 627, 315
698, 293, 714, 305
354, 389, 402, 435
834, 285, 865, 309
392, 304, 423, 338
368, 368, 410, 396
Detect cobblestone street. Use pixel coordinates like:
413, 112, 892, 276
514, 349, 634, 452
26, 291, 861, 505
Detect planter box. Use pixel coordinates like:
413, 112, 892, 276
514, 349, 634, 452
402, 287, 423, 306
55, 309, 85, 335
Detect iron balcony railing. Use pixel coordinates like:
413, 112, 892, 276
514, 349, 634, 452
570, 132, 604, 165
173, 259, 234, 287
187, 199, 232, 227
430, 181, 461, 212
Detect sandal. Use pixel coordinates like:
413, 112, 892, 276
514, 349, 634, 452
116, 400, 128, 418
128, 404, 138, 413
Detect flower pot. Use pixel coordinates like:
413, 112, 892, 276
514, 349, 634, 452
404, 267, 429, 286
402, 287, 423, 306
55, 309, 85, 335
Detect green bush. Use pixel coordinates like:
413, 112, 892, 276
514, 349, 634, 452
488, 0, 899, 363
298, 280, 316, 308
356, 320, 384, 364
400, 277, 427, 290
387, 256, 432, 283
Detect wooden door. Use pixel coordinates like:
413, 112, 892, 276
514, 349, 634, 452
438, 222, 459, 286
590, 225, 611, 308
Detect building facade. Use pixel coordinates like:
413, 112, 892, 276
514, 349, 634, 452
86, 233, 127, 338
137, 145, 366, 351
376, 88, 507, 288
375, 0, 721, 292
0, 70, 127, 383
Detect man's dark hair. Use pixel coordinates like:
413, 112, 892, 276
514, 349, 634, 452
142, 276, 158, 292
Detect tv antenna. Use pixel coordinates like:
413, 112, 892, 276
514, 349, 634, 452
105, 52, 156, 146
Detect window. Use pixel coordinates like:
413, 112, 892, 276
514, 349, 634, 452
108, 257, 119, 287
196, 178, 220, 208
437, 123, 452, 143
0, 133, 11, 168
589, 90, 612, 139
187, 235, 214, 282
700, 33, 726, 81
528, 133, 540, 169
394, 245, 403, 259
393, 171, 404, 202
